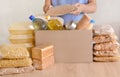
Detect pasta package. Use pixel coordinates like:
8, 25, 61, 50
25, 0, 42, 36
9, 22, 34, 35
0, 66, 34, 76
9, 34, 34, 44
0, 44, 30, 59
0, 58, 32, 68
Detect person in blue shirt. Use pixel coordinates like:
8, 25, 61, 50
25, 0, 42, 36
43, 0, 96, 24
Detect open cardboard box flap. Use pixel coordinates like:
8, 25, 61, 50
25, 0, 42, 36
35, 30, 93, 63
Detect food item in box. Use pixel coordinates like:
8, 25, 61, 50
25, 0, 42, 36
29, 15, 48, 30
47, 19, 64, 30
93, 34, 118, 43
49, 16, 64, 26
33, 55, 54, 70
94, 41, 120, 51
65, 21, 76, 30
0, 44, 29, 59
93, 25, 114, 35
0, 58, 32, 68
0, 66, 34, 76
93, 50, 120, 57
32, 44, 54, 60
9, 34, 34, 44
76, 14, 92, 30
45, 4, 76, 16
94, 56, 120, 62
9, 22, 34, 35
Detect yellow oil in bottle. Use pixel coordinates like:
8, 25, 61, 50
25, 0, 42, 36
47, 19, 64, 30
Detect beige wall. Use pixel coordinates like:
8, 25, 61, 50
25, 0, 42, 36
0, 0, 120, 44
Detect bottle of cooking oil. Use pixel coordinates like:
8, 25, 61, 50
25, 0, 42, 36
29, 15, 48, 31
46, 15, 65, 30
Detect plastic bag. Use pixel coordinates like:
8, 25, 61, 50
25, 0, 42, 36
93, 25, 115, 35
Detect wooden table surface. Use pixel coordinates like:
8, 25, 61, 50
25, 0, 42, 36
1, 62, 120, 77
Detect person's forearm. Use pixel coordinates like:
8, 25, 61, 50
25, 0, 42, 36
44, 0, 51, 6
82, 0, 96, 13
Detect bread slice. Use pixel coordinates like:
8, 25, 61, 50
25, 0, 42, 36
0, 58, 32, 68
0, 44, 30, 59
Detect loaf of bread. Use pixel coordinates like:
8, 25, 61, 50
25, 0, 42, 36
0, 58, 32, 68
32, 44, 54, 60
0, 44, 30, 59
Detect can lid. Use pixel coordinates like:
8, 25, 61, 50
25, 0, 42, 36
29, 15, 35, 21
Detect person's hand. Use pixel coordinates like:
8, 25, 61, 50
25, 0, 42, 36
43, 5, 53, 13
70, 3, 85, 15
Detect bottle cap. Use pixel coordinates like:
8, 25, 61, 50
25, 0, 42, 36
29, 15, 35, 21
90, 19, 95, 24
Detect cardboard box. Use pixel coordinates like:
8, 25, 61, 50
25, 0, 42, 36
35, 30, 93, 63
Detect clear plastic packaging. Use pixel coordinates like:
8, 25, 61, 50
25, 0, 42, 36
9, 22, 34, 35
93, 50, 120, 57
0, 66, 34, 76
0, 58, 32, 68
93, 34, 118, 43
0, 44, 30, 59
94, 41, 120, 51
94, 56, 120, 62
93, 25, 115, 35
9, 34, 34, 44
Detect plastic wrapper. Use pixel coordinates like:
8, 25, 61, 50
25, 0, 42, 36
0, 44, 30, 59
93, 25, 115, 35
0, 66, 34, 76
9, 34, 34, 44
33, 56, 54, 70
93, 50, 120, 57
9, 22, 34, 35
0, 58, 32, 68
94, 41, 120, 51
32, 44, 54, 60
14, 43, 34, 52
94, 56, 120, 62
93, 34, 118, 43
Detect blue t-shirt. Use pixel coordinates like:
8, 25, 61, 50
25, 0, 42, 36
51, 0, 88, 24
